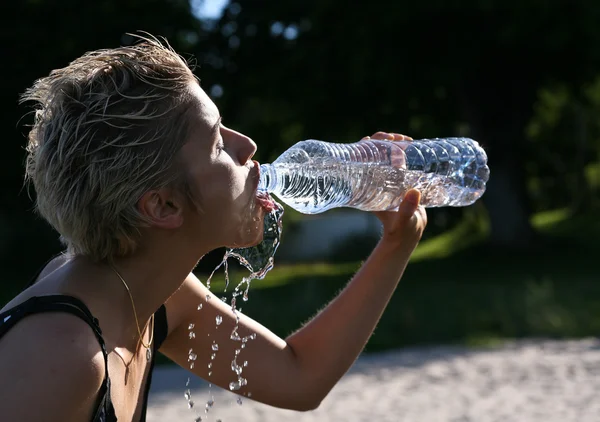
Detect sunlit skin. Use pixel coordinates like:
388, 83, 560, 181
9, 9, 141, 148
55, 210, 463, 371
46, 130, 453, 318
0, 80, 427, 421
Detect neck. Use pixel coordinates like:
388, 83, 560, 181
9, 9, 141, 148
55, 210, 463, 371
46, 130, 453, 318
67, 234, 209, 339
107, 241, 206, 324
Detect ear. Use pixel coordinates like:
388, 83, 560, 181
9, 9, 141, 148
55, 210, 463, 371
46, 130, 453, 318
137, 188, 184, 229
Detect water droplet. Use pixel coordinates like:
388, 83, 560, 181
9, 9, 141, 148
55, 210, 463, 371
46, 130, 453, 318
189, 331, 196, 339
243, 290, 249, 301
244, 360, 248, 367
224, 259, 230, 290
197, 303, 203, 310
221, 296, 227, 302
215, 315, 223, 325
208, 362, 212, 369
248, 392, 252, 398
195, 417, 203, 422
235, 349, 241, 356
188, 400, 195, 409
206, 294, 212, 301
188, 352, 197, 361
250, 333, 257, 340
184, 389, 191, 400
241, 344, 246, 349
188, 323, 195, 330
206, 399, 214, 408
211, 353, 216, 360
190, 362, 195, 369
237, 396, 243, 405
212, 343, 219, 351
208, 371, 212, 376
229, 381, 240, 391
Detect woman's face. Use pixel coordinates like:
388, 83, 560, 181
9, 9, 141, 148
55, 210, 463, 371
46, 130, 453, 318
179, 83, 271, 249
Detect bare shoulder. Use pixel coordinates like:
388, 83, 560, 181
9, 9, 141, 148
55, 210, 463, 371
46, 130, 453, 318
37, 253, 70, 281
0, 312, 105, 421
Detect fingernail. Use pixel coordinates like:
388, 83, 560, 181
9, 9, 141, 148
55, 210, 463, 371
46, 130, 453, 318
405, 190, 420, 204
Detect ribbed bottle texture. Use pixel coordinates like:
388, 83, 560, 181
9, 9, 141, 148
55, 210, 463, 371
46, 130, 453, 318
259, 138, 489, 214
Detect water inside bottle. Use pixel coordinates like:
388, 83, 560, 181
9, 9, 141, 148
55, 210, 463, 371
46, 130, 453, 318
268, 160, 486, 213
262, 138, 489, 213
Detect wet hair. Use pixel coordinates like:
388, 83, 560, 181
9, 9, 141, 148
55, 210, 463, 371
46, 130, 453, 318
21, 34, 198, 261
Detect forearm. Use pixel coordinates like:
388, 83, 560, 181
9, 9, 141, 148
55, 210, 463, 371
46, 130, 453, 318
286, 239, 416, 402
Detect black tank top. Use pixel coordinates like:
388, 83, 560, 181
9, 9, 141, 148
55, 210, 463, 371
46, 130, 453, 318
0, 263, 169, 422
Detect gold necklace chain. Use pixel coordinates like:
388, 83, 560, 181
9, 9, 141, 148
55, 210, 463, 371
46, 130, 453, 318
109, 264, 154, 350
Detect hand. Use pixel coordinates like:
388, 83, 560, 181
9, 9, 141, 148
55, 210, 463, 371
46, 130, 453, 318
361, 131, 413, 142
363, 131, 427, 252
362, 131, 413, 168
374, 188, 427, 252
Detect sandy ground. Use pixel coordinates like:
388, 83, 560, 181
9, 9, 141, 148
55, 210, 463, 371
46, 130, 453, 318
147, 338, 600, 422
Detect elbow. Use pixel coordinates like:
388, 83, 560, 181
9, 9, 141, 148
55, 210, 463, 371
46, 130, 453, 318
290, 398, 323, 412
288, 388, 330, 412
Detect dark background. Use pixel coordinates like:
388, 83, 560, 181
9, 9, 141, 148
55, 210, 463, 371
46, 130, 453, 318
1, 0, 598, 349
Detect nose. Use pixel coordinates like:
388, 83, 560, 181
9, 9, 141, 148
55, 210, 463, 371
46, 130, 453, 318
225, 128, 257, 165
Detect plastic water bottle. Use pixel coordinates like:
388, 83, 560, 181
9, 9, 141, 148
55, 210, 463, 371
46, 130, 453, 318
258, 138, 490, 214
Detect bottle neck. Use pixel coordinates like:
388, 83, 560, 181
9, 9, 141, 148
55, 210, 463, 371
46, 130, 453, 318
258, 163, 276, 192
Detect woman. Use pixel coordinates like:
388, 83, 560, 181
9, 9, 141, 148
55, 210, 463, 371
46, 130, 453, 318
0, 36, 427, 421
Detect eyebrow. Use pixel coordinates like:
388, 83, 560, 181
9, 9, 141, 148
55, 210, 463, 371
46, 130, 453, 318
211, 116, 223, 138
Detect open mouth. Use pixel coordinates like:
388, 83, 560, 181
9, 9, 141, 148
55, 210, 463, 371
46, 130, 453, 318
256, 191, 277, 212
253, 160, 277, 212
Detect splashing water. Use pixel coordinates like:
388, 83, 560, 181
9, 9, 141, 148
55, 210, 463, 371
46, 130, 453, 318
204, 196, 284, 291
226, 196, 284, 279
185, 193, 284, 417
205, 398, 215, 414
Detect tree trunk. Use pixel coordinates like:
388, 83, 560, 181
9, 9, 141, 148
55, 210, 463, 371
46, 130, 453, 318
457, 69, 537, 248
481, 159, 536, 247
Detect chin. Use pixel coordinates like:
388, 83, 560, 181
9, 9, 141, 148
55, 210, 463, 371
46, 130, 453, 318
228, 218, 265, 249
227, 233, 263, 249
242, 226, 265, 248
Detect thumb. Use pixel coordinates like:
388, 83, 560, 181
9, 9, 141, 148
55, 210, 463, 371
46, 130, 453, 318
398, 189, 421, 218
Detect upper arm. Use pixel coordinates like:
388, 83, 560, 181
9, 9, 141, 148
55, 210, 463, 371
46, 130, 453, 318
0, 313, 106, 421
161, 273, 317, 411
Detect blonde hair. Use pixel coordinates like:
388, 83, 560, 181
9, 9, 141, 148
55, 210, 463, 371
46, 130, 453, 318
21, 35, 198, 261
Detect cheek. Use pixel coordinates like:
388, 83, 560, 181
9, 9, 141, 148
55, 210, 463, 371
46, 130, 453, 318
198, 174, 243, 216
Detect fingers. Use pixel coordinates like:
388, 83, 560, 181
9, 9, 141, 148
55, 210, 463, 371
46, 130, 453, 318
398, 189, 421, 219
364, 132, 413, 141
